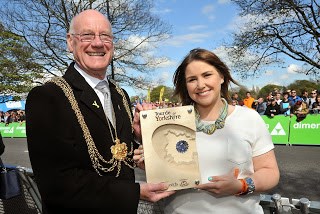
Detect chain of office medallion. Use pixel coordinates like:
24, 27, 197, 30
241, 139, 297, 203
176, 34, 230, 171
47, 77, 135, 176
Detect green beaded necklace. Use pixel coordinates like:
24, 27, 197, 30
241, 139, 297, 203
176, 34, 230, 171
195, 98, 228, 135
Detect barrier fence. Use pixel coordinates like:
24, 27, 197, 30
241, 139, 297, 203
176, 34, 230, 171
262, 114, 320, 145
3, 166, 320, 214
1, 114, 319, 145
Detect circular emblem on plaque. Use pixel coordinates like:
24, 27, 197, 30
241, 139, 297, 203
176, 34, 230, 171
176, 140, 189, 153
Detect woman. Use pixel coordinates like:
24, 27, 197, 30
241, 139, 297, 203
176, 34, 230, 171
311, 94, 320, 114
290, 100, 309, 122
133, 48, 279, 214
279, 92, 292, 116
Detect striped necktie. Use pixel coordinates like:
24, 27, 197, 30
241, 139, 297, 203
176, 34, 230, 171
95, 81, 115, 127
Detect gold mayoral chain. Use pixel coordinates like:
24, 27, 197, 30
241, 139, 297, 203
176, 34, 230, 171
195, 98, 228, 135
47, 77, 135, 177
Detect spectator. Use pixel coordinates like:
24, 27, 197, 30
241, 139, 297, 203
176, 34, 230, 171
279, 92, 292, 116
231, 92, 240, 103
311, 94, 320, 114
300, 90, 310, 106
266, 91, 274, 102
288, 89, 302, 104
243, 92, 255, 109
265, 98, 281, 118
0, 111, 4, 123
291, 100, 309, 122
231, 99, 238, 106
309, 90, 317, 110
275, 92, 282, 105
253, 97, 267, 115
4, 111, 11, 126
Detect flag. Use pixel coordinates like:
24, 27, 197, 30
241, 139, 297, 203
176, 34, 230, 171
146, 88, 151, 103
159, 87, 165, 102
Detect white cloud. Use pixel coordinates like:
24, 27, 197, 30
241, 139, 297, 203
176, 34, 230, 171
218, 0, 231, 4
188, 25, 207, 31
151, 8, 172, 14
280, 74, 289, 80
287, 64, 301, 73
161, 71, 170, 81
202, 4, 215, 21
165, 33, 211, 47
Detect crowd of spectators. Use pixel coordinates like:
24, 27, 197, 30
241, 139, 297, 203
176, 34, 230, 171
0, 109, 26, 126
231, 89, 320, 122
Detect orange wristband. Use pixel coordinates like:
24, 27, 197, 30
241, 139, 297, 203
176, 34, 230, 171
235, 179, 248, 195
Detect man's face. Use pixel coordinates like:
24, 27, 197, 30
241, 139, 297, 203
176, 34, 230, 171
67, 10, 114, 79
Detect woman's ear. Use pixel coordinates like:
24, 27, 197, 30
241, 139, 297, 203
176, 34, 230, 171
221, 78, 224, 84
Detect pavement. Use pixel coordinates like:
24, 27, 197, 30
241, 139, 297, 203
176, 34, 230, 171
2, 138, 320, 201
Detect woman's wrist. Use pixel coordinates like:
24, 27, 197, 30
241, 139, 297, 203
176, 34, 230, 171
235, 177, 255, 196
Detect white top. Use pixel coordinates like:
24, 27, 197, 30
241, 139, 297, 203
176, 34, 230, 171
162, 105, 274, 214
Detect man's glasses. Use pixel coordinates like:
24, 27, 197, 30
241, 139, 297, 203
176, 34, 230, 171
291, 91, 296, 93
311, 93, 317, 94
71, 33, 113, 43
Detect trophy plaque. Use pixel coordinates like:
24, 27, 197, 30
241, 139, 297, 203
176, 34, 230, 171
140, 105, 201, 191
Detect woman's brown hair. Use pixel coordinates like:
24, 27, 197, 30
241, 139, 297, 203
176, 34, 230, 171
173, 48, 238, 105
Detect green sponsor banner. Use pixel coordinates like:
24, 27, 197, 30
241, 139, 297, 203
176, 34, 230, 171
261, 115, 290, 145
289, 114, 320, 145
0, 122, 26, 138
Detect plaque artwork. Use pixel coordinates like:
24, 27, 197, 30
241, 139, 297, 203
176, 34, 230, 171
140, 105, 201, 191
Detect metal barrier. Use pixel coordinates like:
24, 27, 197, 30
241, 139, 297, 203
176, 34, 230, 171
0, 166, 42, 214
2, 166, 320, 214
260, 194, 320, 214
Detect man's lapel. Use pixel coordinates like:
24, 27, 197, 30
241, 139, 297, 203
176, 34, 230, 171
63, 63, 107, 124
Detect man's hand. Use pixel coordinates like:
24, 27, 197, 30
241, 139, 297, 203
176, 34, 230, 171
140, 182, 175, 203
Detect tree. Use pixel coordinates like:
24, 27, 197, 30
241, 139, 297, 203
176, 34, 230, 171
258, 84, 284, 99
286, 79, 320, 95
228, 0, 320, 78
0, 24, 43, 101
0, 0, 171, 89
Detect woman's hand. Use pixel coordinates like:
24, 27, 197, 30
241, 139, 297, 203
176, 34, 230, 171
133, 145, 145, 170
196, 168, 242, 196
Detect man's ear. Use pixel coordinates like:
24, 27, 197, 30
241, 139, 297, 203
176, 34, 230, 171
66, 34, 74, 52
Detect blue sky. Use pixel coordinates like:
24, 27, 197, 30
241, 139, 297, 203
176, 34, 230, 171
123, 0, 313, 97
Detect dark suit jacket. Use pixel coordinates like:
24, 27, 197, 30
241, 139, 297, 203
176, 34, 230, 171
26, 63, 140, 214
0, 133, 4, 155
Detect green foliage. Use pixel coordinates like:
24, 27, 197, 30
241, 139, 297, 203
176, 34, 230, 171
258, 84, 284, 99
286, 80, 320, 96
0, 24, 42, 99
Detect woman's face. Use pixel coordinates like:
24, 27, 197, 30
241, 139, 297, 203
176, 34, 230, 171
185, 60, 224, 108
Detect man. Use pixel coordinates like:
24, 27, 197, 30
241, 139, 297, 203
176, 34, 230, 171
288, 89, 302, 104
264, 98, 281, 118
253, 97, 267, 115
275, 92, 282, 105
26, 10, 172, 213
243, 91, 255, 109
